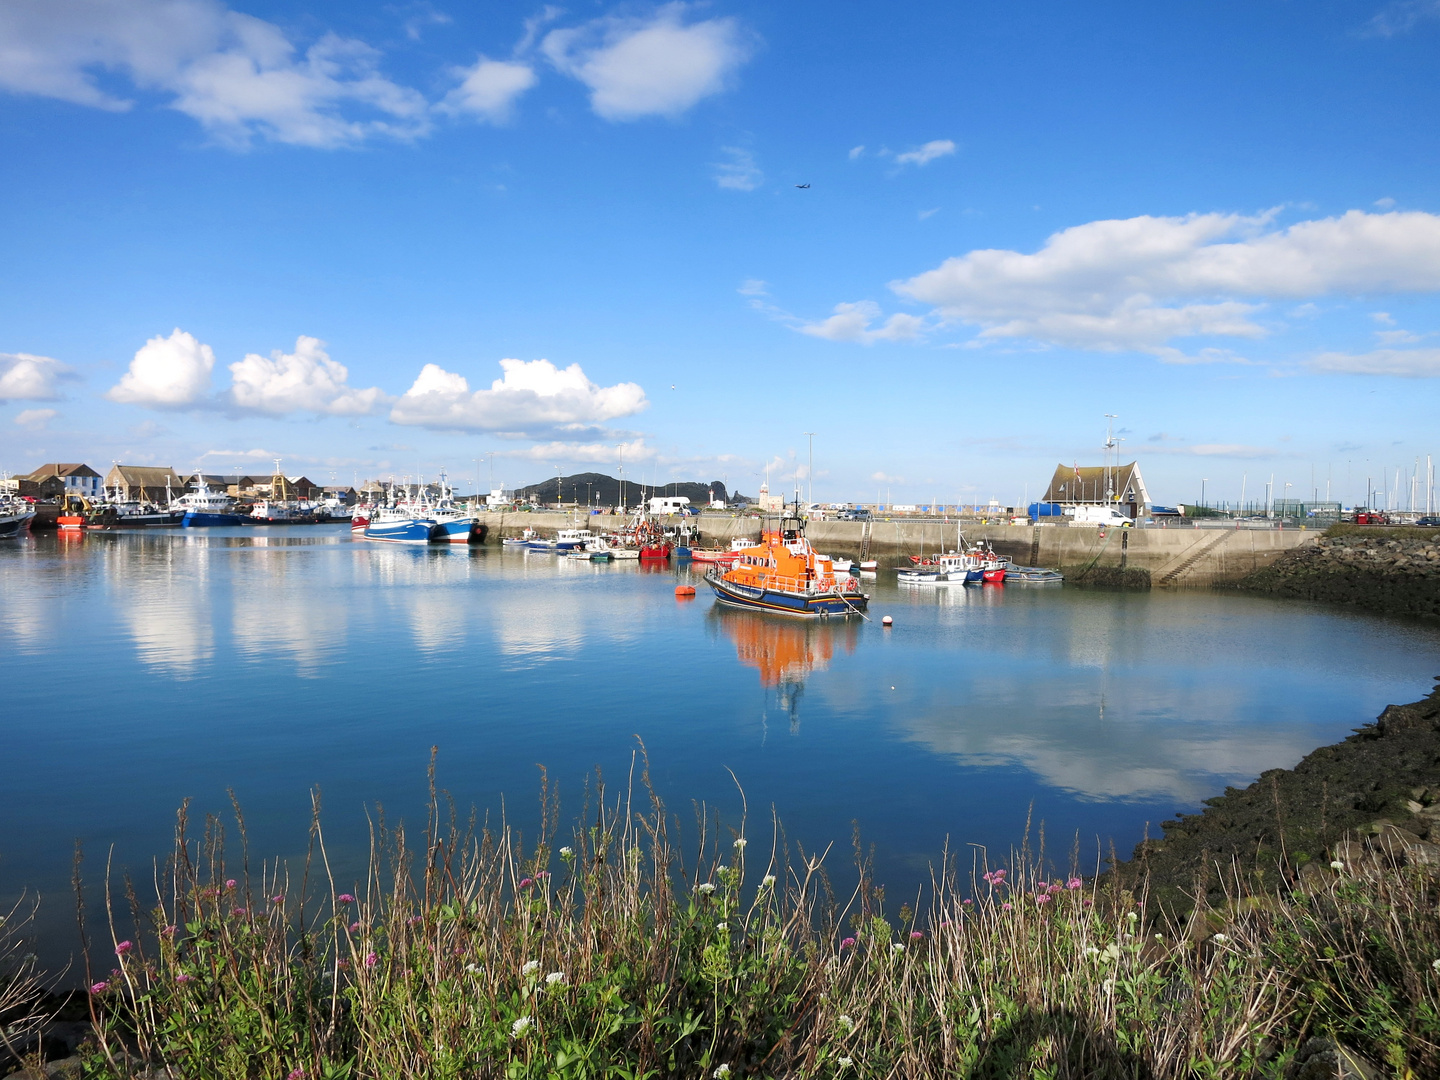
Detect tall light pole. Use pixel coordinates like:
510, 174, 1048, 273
1201, 478, 1207, 513
803, 431, 816, 510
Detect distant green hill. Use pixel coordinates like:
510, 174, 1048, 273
512, 472, 741, 508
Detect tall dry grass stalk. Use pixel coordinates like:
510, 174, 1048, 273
75, 756, 1440, 1079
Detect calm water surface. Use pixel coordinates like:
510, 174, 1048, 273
3, 527, 1438, 963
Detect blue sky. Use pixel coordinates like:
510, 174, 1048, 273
2, 0, 1439, 507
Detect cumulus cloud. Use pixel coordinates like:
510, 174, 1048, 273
1310, 348, 1440, 377
713, 146, 762, 191
894, 139, 956, 167
390, 358, 648, 434
227, 335, 386, 415
0, 352, 69, 402
848, 145, 865, 160
542, 3, 749, 120
14, 408, 57, 429
0, 0, 430, 148
107, 328, 215, 407
892, 209, 1440, 354
797, 301, 925, 344
500, 438, 654, 464
440, 56, 536, 123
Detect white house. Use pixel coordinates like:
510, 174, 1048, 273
26, 463, 103, 498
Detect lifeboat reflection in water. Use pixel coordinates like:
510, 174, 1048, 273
714, 607, 859, 731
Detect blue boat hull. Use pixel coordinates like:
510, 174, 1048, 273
363, 519, 445, 544
435, 519, 473, 544
182, 511, 246, 527
707, 573, 868, 618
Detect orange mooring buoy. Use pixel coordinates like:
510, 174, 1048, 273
675, 585, 697, 598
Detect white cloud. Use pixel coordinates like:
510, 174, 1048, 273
227, 335, 386, 416
0, 352, 68, 402
0, 0, 430, 148
1371, 310, 1396, 324
892, 209, 1440, 354
1363, 0, 1440, 37
500, 438, 654, 464
737, 279, 768, 297
918, 207, 939, 221
1310, 348, 1440, 377
390, 358, 648, 434
713, 146, 762, 191
1375, 329, 1422, 345
1375, 196, 1397, 209
894, 139, 956, 167
14, 408, 57, 429
440, 56, 536, 123
107, 328, 215, 407
542, 3, 749, 120
199, 447, 285, 460
797, 301, 925, 344
848, 144, 865, 160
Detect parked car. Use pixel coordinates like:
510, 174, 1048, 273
838, 509, 872, 521
1416, 516, 1440, 527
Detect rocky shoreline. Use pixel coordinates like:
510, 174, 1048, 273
1116, 676, 1440, 913
1232, 526, 1440, 620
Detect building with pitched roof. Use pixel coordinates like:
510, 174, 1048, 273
24, 463, 103, 498
1042, 461, 1151, 520
103, 465, 184, 504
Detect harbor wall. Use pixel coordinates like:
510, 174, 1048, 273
473, 511, 1318, 586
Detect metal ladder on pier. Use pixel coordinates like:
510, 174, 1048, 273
858, 519, 873, 562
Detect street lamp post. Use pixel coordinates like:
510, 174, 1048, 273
1201, 478, 1207, 513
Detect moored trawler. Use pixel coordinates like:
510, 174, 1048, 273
361, 503, 446, 544
0, 494, 36, 539
173, 479, 246, 527
706, 507, 868, 618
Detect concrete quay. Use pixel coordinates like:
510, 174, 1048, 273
473, 511, 1318, 587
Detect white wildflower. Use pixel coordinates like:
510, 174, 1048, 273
464, 963, 479, 973
1125, 911, 1138, 923
1084, 945, 1100, 959
1102, 978, 1115, 994
733, 838, 747, 850
716, 922, 728, 932
510, 1016, 532, 1038
762, 874, 776, 887
1211, 933, 1229, 944
559, 846, 574, 859
698, 882, 717, 895
891, 942, 905, 954
1100, 943, 1121, 963
1432, 958, 1440, 972
1330, 860, 1345, 870
713, 1065, 731, 1078
521, 960, 540, 977
717, 865, 729, 874
837, 1014, 856, 1033
545, 971, 566, 986
838, 1057, 853, 1070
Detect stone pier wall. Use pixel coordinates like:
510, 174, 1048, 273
473, 511, 1317, 586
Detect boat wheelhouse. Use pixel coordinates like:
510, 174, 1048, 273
706, 507, 868, 618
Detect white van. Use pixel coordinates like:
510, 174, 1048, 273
648, 496, 691, 515
1068, 504, 1134, 527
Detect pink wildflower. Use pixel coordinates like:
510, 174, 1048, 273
408, 915, 423, 926
1036, 894, 1051, 906
272, 895, 284, 904
90, 982, 107, 994
962, 898, 973, 906
337, 894, 355, 904
1067, 878, 1083, 890
1082, 899, 1093, 908
1002, 903, 1013, 911
364, 952, 378, 968
175, 973, 192, 984
349, 922, 361, 933
160, 925, 176, 937
232, 907, 247, 917
287, 1070, 306, 1080
910, 931, 924, 940
519, 878, 533, 889
535, 871, 550, 879
115, 941, 133, 956
225, 879, 237, 889
840, 937, 856, 949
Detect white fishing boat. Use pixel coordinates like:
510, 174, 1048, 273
0, 493, 35, 539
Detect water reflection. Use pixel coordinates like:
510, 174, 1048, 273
107, 539, 215, 677
714, 607, 860, 730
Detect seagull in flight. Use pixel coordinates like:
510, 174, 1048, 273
795, 183, 811, 189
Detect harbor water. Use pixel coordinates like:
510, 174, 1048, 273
2, 526, 1438, 967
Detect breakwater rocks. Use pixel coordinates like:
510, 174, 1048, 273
1234, 527, 1440, 620
1120, 678, 1440, 911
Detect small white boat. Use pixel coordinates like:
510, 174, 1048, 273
503, 528, 538, 548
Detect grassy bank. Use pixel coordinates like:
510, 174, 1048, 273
4, 762, 1440, 1079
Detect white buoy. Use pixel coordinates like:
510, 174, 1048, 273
882, 615, 893, 627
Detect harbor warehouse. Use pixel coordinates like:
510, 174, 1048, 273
1042, 461, 1151, 520
103, 465, 184, 504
